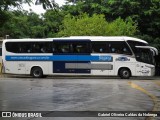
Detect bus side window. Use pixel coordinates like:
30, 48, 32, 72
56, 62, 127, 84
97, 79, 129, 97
108, 42, 118, 53
108, 41, 132, 55
54, 42, 71, 53
40, 42, 51, 53
61, 44, 70, 53
40, 43, 46, 53
47, 42, 52, 53
73, 42, 90, 53
40, 47, 46, 53
6, 42, 19, 53
26, 43, 32, 53
92, 42, 108, 53
30, 42, 52, 53
111, 48, 116, 53
32, 43, 40, 53
52, 43, 56, 53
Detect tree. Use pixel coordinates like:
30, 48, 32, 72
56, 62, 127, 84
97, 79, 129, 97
0, 11, 29, 38
105, 0, 160, 38
63, 0, 109, 16
27, 12, 46, 38
0, 0, 58, 28
58, 14, 138, 37
43, 10, 65, 37
0, 0, 57, 11
0, 10, 46, 38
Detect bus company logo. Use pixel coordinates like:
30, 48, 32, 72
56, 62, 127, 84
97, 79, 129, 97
2, 112, 11, 117
116, 57, 130, 61
99, 56, 112, 61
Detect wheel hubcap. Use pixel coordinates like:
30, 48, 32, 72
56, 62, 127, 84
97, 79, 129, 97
34, 70, 40, 77
123, 71, 129, 77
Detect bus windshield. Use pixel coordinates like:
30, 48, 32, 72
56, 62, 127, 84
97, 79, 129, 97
135, 48, 155, 65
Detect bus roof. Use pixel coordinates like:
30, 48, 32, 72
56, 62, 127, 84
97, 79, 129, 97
3, 38, 48, 42
51, 36, 148, 44
3, 36, 148, 44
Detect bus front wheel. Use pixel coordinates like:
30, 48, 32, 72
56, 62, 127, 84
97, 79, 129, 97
31, 67, 43, 78
119, 68, 131, 79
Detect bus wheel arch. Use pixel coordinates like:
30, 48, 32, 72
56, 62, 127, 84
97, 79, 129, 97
30, 66, 43, 78
118, 67, 131, 79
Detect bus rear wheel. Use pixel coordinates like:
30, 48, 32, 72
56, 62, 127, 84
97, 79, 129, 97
31, 67, 43, 78
119, 68, 131, 79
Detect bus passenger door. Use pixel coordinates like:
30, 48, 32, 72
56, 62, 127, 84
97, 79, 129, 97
73, 41, 91, 74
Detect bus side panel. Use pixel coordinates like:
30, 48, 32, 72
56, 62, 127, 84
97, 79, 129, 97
4, 61, 18, 74
91, 54, 114, 75
91, 62, 109, 75
138, 62, 155, 76
17, 62, 26, 74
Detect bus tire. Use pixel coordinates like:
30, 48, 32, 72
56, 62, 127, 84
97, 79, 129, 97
119, 68, 131, 79
31, 67, 43, 78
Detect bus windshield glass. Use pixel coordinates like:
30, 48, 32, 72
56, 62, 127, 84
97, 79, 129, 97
135, 48, 155, 65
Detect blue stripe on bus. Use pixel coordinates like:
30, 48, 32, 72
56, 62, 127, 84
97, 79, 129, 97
5, 55, 113, 62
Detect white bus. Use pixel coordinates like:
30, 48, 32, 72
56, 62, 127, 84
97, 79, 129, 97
2, 36, 158, 79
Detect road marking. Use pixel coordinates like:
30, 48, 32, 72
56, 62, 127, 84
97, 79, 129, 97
128, 81, 160, 120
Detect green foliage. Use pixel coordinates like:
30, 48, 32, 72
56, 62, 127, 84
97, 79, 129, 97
64, 0, 160, 39
0, 10, 45, 38
0, 0, 57, 10
106, 17, 138, 36
43, 10, 65, 37
35, 0, 58, 9
63, 0, 108, 16
106, 0, 160, 38
0, 0, 58, 27
58, 14, 137, 37
0, 10, 11, 27
0, 9, 65, 38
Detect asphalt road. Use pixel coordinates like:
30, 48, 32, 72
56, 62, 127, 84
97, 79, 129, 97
0, 75, 160, 120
